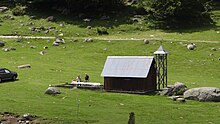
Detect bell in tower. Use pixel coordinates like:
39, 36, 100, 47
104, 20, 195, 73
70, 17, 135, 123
154, 45, 168, 90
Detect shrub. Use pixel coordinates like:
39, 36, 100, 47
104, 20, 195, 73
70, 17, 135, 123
140, 0, 214, 28
97, 27, 109, 35
12, 5, 27, 16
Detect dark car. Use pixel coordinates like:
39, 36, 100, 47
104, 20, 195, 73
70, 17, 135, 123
0, 68, 18, 82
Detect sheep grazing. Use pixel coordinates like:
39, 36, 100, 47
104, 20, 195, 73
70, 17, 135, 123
187, 43, 196, 50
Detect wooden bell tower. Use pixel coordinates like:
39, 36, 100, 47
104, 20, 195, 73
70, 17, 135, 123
154, 45, 168, 90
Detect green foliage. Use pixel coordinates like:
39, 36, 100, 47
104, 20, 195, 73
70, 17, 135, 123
17, 0, 125, 14
141, 0, 214, 28
97, 27, 109, 35
12, 4, 27, 16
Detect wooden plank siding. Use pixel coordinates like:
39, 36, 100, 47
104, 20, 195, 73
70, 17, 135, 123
104, 61, 156, 92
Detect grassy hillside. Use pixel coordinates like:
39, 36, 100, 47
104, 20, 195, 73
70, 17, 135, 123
0, 39, 219, 123
0, 2, 220, 124
0, 2, 220, 42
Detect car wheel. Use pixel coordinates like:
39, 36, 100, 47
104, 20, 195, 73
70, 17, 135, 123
12, 75, 17, 81
0, 78, 2, 83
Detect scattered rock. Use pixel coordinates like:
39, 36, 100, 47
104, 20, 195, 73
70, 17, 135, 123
54, 38, 65, 44
17, 64, 31, 69
119, 103, 124, 106
84, 38, 93, 42
160, 82, 187, 96
184, 87, 220, 102
100, 15, 110, 20
30, 45, 37, 49
0, 112, 39, 124
43, 46, 48, 49
58, 33, 64, 37
26, 22, 34, 26
45, 87, 61, 95
52, 42, 59, 46
46, 16, 56, 22
70, 39, 79, 42
29, 27, 36, 31
143, 39, 149, 44
44, 30, 49, 34
29, 15, 36, 19
172, 82, 188, 95
9, 47, 16, 50
39, 51, 47, 55
83, 18, 91, 22
49, 26, 56, 30
211, 48, 217, 51
2, 48, 10, 52
160, 87, 173, 96
0, 41, 5, 47
87, 26, 92, 29
23, 113, 35, 121
0, 6, 8, 12
187, 43, 196, 50
59, 23, 64, 27
169, 96, 181, 101
176, 98, 186, 102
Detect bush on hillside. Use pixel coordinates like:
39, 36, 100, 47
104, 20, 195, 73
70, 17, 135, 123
97, 27, 109, 35
15, 0, 125, 14
12, 4, 26, 16
140, 0, 214, 28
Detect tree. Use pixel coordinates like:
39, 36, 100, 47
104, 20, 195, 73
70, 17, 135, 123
141, 0, 214, 28
14, 0, 125, 14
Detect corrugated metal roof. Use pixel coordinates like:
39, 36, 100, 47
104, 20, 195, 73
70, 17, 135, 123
154, 45, 168, 54
101, 56, 154, 78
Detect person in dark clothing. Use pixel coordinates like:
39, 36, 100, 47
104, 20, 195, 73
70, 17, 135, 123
85, 73, 89, 82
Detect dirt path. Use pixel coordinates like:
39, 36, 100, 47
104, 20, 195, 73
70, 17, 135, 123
0, 35, 219, 43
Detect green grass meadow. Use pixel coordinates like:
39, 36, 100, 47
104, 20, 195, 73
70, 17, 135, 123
0, 3, 220, 123
0, 38, 220, 124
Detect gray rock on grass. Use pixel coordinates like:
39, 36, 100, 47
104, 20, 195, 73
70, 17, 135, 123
46, 16, 56, 22
160, 82, 187, 96
143, 39, 149, 44
45, 87, 61, 95
0, 7, 8, 12
184, 87, 220, 102
17, 64, 31, 69
84, 38, 93, 42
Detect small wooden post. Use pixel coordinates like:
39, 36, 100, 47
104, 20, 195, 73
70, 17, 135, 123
128, 112, 135, 124
76, 94, 80, 119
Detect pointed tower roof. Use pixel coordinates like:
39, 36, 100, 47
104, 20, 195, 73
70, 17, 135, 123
154, 45, 168, 54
